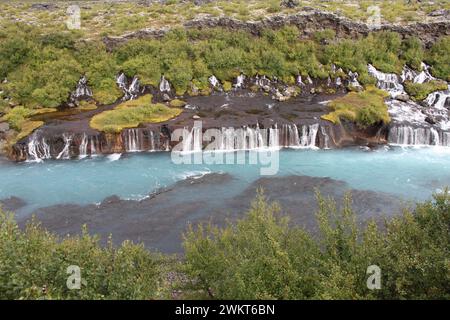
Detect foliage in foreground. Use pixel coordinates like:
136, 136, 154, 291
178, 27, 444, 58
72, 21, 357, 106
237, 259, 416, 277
321, 86, 390, 128
0, 212, 170, 300
183, 190, 450, 300
0, 190, 449, 300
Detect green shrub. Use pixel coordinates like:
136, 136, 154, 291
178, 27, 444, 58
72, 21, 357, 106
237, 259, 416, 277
322, 86, 390, 128
183, 189, 450, 299
2, 106, 33, 130
0, 210, 167, 299
426, 36, 450, 81
404, 80, 448, 101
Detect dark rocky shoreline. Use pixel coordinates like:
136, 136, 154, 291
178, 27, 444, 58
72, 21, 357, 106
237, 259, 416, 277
3, 173, 408, 253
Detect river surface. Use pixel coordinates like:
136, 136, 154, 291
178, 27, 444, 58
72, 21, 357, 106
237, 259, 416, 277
1, 146, 449, 214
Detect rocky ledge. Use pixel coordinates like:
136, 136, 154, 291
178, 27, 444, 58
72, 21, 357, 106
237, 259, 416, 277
103, 10, 450, 49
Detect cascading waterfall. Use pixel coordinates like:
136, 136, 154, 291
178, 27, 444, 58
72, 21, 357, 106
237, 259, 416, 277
79, 134, 88, 158
320, 126, 330, 149
90, 135, 99, 156
388, 126, 449, 146
208, 75, 220, 88
159, 76, 171, 92
235, 74, 245, 89
268, 125, 280, 149
401, 62, 435, 84
181, 126, 202, 153
56, 134, 73, 160
116, 73, 140, 100
368, 64, 405, 98
27, 132, 51, 162
367, 63, 450, 147
124, 129, 141, 152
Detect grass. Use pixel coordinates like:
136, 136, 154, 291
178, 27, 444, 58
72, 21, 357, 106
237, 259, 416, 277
404, 80, 448, 101
0, 1, 449, 40
321, 86, 390, 128
13, 120, 44, 143
90, 94, 182, 133
77, 101, 98, 111
169, 99, 187, 108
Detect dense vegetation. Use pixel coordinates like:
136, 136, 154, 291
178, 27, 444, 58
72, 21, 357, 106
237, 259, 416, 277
90, 95, 182, 133
184, 190, 449, 299
322, 86, 390, 128
1, 190, 449, 300
1, 21, 449, 112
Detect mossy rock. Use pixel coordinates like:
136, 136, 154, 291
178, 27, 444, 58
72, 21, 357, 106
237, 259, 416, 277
169, 99, 187, 108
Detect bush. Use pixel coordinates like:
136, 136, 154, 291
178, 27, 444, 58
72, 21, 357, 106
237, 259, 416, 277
322, 86, 390, 128
2, 106, 33, 130
183, 190, 450, 299
0, 210, 167, 299
426, 36, 450, 81
404, 80, 448, 101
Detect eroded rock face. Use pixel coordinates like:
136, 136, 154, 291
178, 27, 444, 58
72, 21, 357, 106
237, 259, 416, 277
103, 11, 450, 49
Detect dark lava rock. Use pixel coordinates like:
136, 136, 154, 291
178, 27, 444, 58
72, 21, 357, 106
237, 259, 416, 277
31, 3, 57, 10
425, 116, 437, 125
281, 0, 299, 8
428, 9, 450, 17
0, 196, 27, 212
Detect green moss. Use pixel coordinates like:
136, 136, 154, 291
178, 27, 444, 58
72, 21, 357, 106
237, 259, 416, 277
90, 95, 182, 133
169, 99, 187, 108
404, 80, 448, 101
222, 81, 232, 92
322, 86, 390, 128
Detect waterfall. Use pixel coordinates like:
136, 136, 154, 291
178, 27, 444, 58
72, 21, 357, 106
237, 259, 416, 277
71, 76, 93, 102
281, 124, 300, 147
235, 74, 245, 89
127, 76, 140, 100
299, 123, 319, 148
79, 134, 88, 159
90, 135, 99, 156
123, 129, 141, 152
296, 75, 305, 86
159, 75, 171, 92
27, 132, 51, 162
182, 126, 202, 153
320, 126, 330, 149
268, 125, 280, 149
116, 73, 140, 100
401, 63, 435, 84
208, 75, 220, 88
388, 125, 450, 146
148, 131, 155, 151
116, 73, 127, 90
56, 134, 73, 160
368, 64, 405, 98
425, 85, 450, 110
